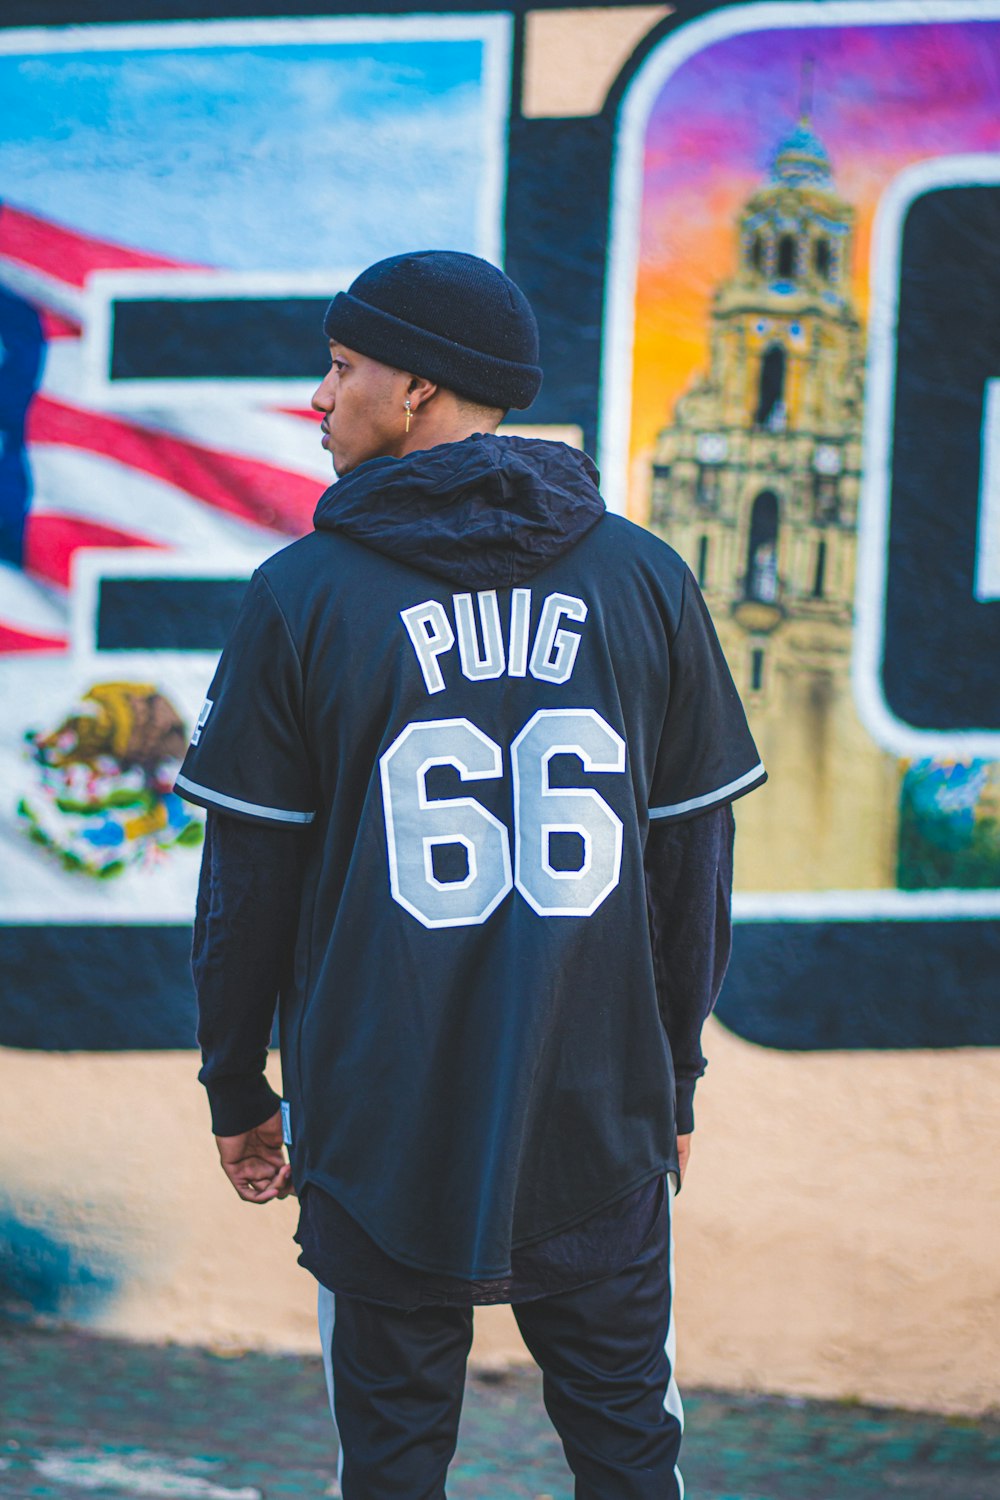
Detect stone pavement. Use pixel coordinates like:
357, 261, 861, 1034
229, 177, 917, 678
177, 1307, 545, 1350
2, 1323, 998, 1499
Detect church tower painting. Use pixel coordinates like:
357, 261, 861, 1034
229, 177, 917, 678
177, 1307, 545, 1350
648, 103, 901, 890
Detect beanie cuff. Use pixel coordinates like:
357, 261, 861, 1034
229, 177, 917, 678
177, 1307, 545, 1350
324, 291, 542, 411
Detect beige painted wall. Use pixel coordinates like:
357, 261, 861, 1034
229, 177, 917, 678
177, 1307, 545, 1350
6, 1024, 998, 1414
522, 6, 672, 117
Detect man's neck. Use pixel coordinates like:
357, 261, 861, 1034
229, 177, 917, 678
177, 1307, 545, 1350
397, 396, 500, 458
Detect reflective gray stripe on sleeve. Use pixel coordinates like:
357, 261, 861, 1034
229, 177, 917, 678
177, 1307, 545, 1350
649, 762, 766, 820
174, 773, 316, 824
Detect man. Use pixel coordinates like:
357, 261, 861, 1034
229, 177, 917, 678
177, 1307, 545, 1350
175, 250, 765, 1499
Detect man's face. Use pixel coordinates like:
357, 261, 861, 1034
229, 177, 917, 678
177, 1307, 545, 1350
311, 341, 409, 477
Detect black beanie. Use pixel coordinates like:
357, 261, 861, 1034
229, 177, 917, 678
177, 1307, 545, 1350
323, 250, 542, 410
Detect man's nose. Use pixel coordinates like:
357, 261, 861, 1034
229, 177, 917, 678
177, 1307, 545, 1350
311, 375, 334, 413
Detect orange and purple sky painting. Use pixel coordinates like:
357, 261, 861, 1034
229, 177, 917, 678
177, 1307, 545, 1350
627, 17, 1000, 515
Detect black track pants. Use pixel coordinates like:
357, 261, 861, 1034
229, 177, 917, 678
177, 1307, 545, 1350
319, 1179, 683, 1500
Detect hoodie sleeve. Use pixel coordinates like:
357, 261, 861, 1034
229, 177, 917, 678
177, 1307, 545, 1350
174, 571, 317, 829
649, 567, 765, 823
644, 802, 734, 1134
193, 808, 306, 1135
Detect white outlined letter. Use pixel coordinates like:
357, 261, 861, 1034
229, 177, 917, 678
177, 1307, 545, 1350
401, 600, 455, 695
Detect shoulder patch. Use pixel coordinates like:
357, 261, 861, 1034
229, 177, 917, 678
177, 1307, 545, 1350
190, 698, 213, 746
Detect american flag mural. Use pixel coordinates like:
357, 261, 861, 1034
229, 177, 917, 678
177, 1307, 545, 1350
0, 188, 370, 913
0, 198, 325, 651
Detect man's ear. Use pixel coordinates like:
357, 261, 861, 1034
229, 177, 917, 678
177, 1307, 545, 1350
406, 374, 439, 412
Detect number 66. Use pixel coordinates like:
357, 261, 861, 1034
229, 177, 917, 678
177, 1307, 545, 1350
379, 708, 626, 929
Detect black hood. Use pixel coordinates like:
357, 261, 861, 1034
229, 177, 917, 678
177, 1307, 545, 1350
312, 433, 605, 589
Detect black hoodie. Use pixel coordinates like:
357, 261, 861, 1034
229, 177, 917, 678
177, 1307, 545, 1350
177, 434, 764, 1279
314, 433, 605, 587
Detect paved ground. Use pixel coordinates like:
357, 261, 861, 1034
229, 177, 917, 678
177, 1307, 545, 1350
2, 1323, 998, 1499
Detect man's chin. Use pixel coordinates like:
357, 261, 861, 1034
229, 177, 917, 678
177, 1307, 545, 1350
332, 447, 393, 478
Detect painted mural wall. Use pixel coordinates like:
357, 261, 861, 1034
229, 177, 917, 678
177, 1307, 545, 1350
1, 1, 998, 1414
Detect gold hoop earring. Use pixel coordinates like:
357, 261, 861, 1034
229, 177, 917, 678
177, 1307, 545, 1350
404, 398, 412, 434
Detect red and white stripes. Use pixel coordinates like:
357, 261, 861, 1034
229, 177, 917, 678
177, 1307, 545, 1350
0, 199, 328, 654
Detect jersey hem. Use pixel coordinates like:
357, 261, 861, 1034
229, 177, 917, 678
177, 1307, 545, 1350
174, 773, 316, 826
649, 762, 766, 822
509, 1163, 672, 1253
297, 1161, 673, 1282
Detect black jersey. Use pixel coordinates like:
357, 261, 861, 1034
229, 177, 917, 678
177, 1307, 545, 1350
176, 435, 764, 1279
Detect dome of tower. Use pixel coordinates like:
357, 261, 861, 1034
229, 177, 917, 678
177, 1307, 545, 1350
771, 120, 833, 187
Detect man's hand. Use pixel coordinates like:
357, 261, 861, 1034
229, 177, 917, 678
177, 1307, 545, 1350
677, 1133, 692, 1185
215, 1110, 294, 1204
